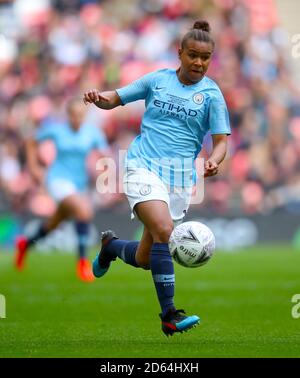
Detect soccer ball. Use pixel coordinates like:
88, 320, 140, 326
169, 221, 215, 268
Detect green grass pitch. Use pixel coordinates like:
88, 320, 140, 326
1, 246, 300, 358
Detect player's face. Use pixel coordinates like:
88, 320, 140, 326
68, 103, 85, 130
178, 39, 213, 84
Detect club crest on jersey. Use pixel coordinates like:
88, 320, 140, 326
193, 93, 204, 105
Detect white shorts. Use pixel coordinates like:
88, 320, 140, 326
123, 167, 192, 224
47, 179, 79, 203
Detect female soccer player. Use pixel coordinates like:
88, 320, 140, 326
15, 98, 108, 282
83, 20, 230, 334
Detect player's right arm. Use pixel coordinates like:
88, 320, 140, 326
83, 71, 157, 109
83, 90, 122, 109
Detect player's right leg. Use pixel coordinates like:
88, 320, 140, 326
135, 227, 153, 269
92, 230, 119, 278
92, 226, 153, 278
92, 166, 162, 277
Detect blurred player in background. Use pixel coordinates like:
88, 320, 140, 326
84, 21, 230, 333
15, 98, 108, 282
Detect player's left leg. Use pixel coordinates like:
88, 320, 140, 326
135, 200, 200, 336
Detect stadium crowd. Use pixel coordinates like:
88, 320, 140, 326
0, 0, 300, 217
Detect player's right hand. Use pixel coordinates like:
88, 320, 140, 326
83, 89, 109, 105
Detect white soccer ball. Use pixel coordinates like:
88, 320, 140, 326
169, 221, 215, 268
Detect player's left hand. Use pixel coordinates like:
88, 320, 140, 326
204, 159, 219, 177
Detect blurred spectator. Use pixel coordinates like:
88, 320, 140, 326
0, 0, 300, 217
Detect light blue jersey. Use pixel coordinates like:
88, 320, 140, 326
116, 68, 230, 187
36, 121, 108, 191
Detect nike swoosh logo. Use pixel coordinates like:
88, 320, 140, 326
154, 86, 165, 90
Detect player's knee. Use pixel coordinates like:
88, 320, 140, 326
152, 223, 174, 243
76, 208, 93, 222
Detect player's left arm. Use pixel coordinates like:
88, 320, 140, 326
204, 134, 228, 178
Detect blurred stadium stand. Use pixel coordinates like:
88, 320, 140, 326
276, 0, 300, 82
0, 0, 300, 248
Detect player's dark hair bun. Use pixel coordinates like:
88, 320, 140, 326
181, 19, 214, 49
193, 20, 211, 33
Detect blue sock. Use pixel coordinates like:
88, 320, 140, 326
75, 222, 90, 259
150, 243, 176, 317
104, 239, 139, 267
27, 224, 48, 247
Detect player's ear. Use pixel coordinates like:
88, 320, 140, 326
178, 47, 183, 59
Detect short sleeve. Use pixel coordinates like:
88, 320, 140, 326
208, 92, 231, 135
35, 123, 56, 142
116, 71, 156, 105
